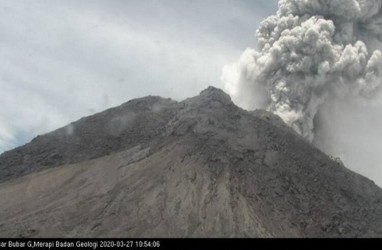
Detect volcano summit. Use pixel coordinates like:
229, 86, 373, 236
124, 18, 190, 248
0, 87, 381, 237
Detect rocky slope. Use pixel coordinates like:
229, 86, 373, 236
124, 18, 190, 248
0, 87, 382, 237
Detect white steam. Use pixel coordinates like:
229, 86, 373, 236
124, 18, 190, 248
223, 0, 382, 141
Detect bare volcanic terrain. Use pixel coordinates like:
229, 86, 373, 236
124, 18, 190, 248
0, 87, 382, 237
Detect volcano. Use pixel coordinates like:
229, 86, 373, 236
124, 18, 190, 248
0, 87, 381, 237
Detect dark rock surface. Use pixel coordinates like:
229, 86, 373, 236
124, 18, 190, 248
0, 86, 382, 237
0, 96, 177, 182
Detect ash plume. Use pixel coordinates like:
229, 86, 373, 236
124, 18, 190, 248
223, 0, 382, 141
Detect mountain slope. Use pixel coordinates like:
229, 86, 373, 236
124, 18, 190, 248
0, 87, 382, 237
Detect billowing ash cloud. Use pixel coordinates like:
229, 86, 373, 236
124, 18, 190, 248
223, 0, 382, 141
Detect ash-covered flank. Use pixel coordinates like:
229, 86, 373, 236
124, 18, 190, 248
0, 87, 381, 237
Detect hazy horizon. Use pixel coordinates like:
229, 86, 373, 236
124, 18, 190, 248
0, 0, 278, 153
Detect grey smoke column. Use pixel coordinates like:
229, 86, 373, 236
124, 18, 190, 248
223, 0, 382, 141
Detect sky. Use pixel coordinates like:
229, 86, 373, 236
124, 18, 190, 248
0, 0, 278, 153
2, 0, 382, 188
